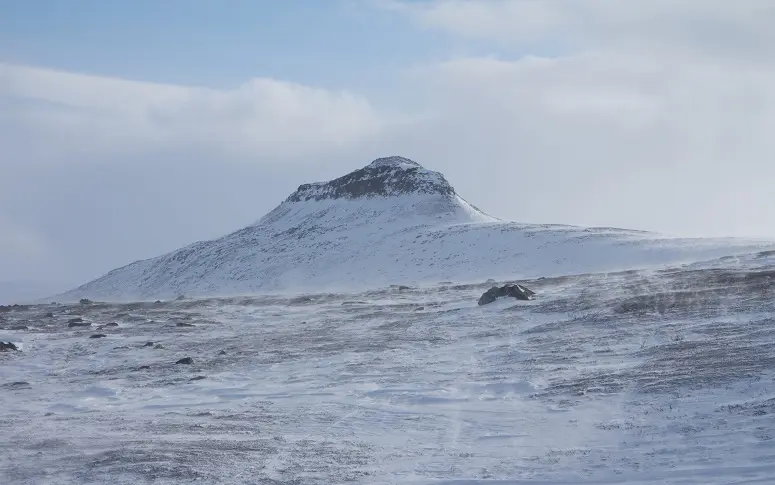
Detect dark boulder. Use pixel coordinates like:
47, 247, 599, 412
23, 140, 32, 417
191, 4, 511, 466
1, 341, 19, 352
478, 284, 536, 306
67, 318, 90, 328
3, 381, 31, 389
89, 334, 107, 339
176, 357, 193, 365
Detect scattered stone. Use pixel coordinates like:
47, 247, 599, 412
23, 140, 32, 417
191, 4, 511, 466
44, 312, 54, 318
290, 296, 314, 305
11, 325, 28, 330
415, 306, 425, 311
154, 344, 164, 349
1, 341, 19, 351
3, 381, 30, 389
133, 365, 151, 371
176, 357, 193, 365
103, 322, 119, 327
67, 318, 90, 328
218, 350, 227, 356
477, 284, 536, 306
176, 322, 195, 328
79, 298, 93, 305
89, 334, 107, 339
189, 376, 206, 381
143, 342, 154, 348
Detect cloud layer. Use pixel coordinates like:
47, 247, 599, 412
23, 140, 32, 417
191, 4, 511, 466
2, 0, 775, 298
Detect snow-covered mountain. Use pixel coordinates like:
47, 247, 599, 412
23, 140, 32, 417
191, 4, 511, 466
61, 156, 775, 301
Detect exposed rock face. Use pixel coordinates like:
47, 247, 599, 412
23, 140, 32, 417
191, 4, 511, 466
286, 156, 455, 202
1, 341, 19, 352
478, 284, 536, 306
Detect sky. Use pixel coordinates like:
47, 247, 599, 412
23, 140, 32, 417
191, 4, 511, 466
2, 0, 775, 300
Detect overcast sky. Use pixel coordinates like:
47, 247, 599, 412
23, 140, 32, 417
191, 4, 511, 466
2, 0, 775, 299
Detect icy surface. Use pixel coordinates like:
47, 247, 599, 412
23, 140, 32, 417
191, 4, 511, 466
4, 250, 775, 483
59, 155, 775, 301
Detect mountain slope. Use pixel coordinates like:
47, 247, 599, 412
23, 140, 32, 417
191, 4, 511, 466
61, 156, 775, 301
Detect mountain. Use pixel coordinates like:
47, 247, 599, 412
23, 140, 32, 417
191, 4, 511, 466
60, 156, 775, 301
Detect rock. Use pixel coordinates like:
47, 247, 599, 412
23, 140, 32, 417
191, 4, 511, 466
176, 357, 193, 365
103, 322, 119, 327
3, 381, 30, 389
133, 365, 151, 371
44, 312, 54, 318
79, 298, 93, 305
154, 344, 164, 349
142, 342, 154, 348
89, 334, 107, 339
1, 341, 19, 352
218, 350, 227, 356
176, 322, 195, 328
189, 376, 206, 381
11, 325, 29, 330
415, 306, 425, 311
477, 284, 536, 306
175, 295, 186, 301
67, 318, 90, 328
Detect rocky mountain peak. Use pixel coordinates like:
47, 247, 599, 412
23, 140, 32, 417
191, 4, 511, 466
286, 156, 455, 203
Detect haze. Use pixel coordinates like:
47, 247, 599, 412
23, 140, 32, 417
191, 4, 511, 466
2, 0, 775, 300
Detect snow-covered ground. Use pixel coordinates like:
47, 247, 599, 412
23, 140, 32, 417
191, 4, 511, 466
60, 188, 775, 302
4, 249, 775, 484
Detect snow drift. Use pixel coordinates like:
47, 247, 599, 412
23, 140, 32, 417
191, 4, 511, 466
60, 156, 775, 301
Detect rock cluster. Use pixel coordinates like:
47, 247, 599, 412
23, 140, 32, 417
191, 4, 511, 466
478, 284, 535, 306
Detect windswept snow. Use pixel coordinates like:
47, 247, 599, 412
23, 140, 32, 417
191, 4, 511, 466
4, 251, 775, 483
59, 157, 775, 301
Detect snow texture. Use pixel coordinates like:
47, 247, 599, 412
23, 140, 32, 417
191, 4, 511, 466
4, 250, 775, 483
59, 157, 775, 302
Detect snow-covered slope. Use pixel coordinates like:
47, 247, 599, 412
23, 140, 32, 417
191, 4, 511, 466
61, 156, 775, 301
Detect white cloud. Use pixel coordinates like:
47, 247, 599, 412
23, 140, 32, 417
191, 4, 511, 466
382, 0, 775, 59
0, 63, 383, 160
3, 1, 775, 288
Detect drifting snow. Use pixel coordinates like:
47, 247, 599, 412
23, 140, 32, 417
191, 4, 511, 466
60, 157, 775, 301
4, 252, 775, 483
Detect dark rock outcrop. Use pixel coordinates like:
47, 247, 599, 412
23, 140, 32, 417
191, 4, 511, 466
67, 318, 90, 327
478, 284, 536, 306
286, 156, 455, 202
1, 341, 19, 352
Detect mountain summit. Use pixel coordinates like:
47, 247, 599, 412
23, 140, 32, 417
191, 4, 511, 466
286, 156, 455, 202
60, 156, 775, 301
